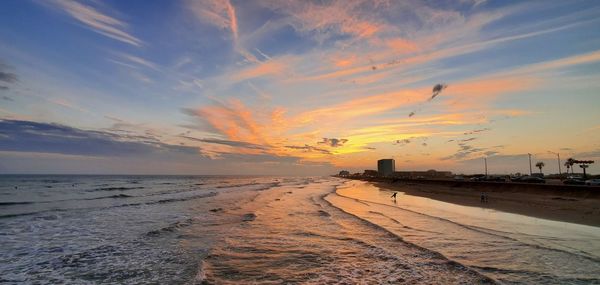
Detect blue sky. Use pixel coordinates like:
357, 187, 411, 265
1, 0, 599, 175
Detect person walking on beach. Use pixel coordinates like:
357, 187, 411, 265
391, 192, 397, 200
480, 192, 489, 203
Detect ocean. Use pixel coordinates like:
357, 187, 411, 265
0, 175, 598, 284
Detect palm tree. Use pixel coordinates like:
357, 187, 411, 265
535, 161, 545, 174
566, 158, 575, 174
564, 161, 571, 176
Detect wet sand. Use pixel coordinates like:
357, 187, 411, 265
373, 181, 600, 227
330, 180, 600, 284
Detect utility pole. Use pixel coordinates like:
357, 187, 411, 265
528, 153, 533, 175
557, 153, 561, 176
548, 151, 562, 177
484, 157, 488, 176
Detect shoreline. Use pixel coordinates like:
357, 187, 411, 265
367, 180, 600, 227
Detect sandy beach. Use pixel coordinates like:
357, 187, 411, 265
371, 180, 600, 227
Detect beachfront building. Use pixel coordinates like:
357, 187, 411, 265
377, 159, 396, 177
363, 170, 378, 177
393, 169, 453, 179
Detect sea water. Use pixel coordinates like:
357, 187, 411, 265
1, 176, 598, 284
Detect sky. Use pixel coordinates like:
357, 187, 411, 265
0, 0, 599, 175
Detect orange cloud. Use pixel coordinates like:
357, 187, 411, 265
386, 38, 419, 53
188, 0, 237, 39
233, 59, 286, 81
293, 89, 423, 126
226, 0, 238, 41
332, 54, 358, 68
185, 75, 537, 166
443, 76, 537, 111
194, 99, 264, 144
343, 21, 381, 38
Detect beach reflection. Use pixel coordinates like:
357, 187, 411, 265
327, 179, 600, 284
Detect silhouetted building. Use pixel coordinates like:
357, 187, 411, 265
363, 170, 378, 177
338, 170, 350, 176
377, 159, 395, 177
393, 169, 453, 179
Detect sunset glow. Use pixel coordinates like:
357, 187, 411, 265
1, 0, 599, 175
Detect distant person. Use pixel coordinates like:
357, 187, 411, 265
480, 192, 485, 203
391, 192, 397, 200
484, 193, 489, 203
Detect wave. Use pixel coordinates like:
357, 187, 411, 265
215, 182, 261, 189
212, 181, 281, 193
0, 194, 134, 207
256, 182, 281, 191
146, 218, 194, 237
470, 265, 600, 284
84, 194, 133, 200
323, 191, 499, 283
0, 192, 218, 220
151, 192, 217, 205
0, 201, 35, 206
0, 208, 69, 219
334, 190, 600, 263
91, 186, 145, 191
367, 210, 451, 234
200, 183, 497, 285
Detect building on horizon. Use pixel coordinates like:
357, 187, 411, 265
393, 169, 453, 179
363, 170, 378, 177
377, 159, 395, 177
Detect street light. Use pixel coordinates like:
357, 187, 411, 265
527, 153, 533, 175
548, 151, 561, 176
580, 164, 589, 179
484, 157, 488, 176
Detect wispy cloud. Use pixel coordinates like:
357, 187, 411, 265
0, 70, 17, 83
317, 138, 348, 147
114, 53, 158, 70
0, 120, 197, 156
0, 61, 18, 88
181, 136, 267, 150
232, 58, 287, 81
260, 0, 386, 41
285, 144, 331, 155
188, 0, 238, 40
47, 97, 94, 115
52, 0, 142, 46
187, 0, 258, 62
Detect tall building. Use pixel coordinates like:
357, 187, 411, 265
377, 159, 395, 177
